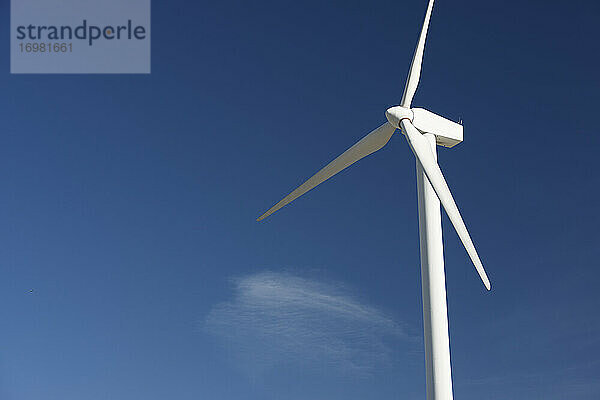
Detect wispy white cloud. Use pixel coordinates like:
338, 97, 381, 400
204, 271, 415, 377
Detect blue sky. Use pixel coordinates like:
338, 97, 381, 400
1, 0, 599, 399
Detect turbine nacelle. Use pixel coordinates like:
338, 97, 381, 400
385, 106, 414, 129
386, 106, 463, 148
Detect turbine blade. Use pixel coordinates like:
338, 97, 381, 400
400, 120, 491, 290
257, 122, 396, 222
400, 0, 435, 108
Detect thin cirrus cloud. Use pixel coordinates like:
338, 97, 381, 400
204, 271, 415, 377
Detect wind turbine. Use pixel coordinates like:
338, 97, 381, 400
257, 0, 490, 398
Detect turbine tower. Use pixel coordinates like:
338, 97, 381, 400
257, 1, 490, 398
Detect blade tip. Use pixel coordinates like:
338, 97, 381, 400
256, 212, 270, 222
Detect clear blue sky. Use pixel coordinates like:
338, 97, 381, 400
1, 0, 599, 399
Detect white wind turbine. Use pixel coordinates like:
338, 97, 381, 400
257, 1, 490, 398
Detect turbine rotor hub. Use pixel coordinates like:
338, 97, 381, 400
385, 106, 414, 129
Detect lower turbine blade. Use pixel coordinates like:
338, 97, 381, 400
400, 120, 491, 290
257, 122, 396, 221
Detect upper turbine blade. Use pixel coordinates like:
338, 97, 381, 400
257, 122, 396, 222
400, 0, 435, 108
400, 120, 491, 290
